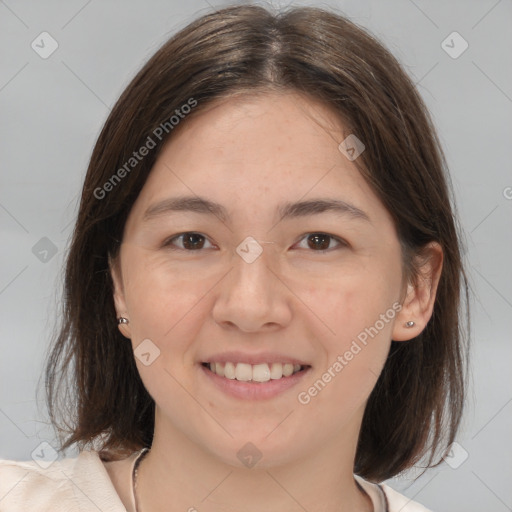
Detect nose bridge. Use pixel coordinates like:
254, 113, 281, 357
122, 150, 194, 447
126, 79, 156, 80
230, 238, 277, 298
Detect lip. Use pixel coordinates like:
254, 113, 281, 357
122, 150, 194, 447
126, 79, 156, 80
199, 362, 311, 400
200, 351, 309, 366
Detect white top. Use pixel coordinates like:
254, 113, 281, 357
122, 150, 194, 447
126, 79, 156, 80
0, 450, 433, 511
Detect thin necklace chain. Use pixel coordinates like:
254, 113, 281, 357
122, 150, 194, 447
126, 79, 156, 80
132, 448, 150, 512
131, 448, 383, 512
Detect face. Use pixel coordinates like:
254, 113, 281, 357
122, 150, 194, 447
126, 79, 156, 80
111, 91, 415, 468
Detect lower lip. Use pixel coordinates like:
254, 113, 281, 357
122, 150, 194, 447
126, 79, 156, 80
199, 364, 311, 400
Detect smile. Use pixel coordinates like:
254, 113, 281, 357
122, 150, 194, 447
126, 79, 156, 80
202, 362, 307, 382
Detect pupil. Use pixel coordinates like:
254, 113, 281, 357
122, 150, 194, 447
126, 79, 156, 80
309, 234, 329, 250
184, 233, 204, 250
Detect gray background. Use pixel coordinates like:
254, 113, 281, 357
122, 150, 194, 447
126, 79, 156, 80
1, 1, 511, 510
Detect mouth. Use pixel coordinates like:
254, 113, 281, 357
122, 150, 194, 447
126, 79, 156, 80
201, 361, 310, 382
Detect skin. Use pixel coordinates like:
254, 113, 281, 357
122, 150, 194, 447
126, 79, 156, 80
109, 91, 443, 512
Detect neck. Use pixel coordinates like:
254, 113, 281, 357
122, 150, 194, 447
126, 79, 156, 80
135, 410, 373, 512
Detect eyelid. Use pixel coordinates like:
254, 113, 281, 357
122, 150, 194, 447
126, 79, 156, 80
162, 232, 216, 250
293, 233, 348, 251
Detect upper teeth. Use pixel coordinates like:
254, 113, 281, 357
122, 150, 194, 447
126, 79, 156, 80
207, 362, 302, 382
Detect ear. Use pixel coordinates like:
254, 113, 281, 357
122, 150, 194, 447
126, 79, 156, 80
392, 242, 443, 342
109, 254, 131, 339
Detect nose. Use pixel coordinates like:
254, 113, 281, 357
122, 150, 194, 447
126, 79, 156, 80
211, 241, 293, 333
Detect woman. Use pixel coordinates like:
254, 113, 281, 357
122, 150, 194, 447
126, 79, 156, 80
0, 4, 468, 511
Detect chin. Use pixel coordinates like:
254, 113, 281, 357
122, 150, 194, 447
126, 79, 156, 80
200, 429, 306, 470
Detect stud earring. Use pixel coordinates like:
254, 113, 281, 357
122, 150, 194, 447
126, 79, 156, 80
118, 317, 129, 325
405, 321, 415, 328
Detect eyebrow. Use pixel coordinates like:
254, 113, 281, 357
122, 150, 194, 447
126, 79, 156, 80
143, 195, 370, 223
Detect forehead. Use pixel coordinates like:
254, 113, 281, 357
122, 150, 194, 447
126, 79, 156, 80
148, 92, 354, 188
173, 90, 346, 159
126, 91, 392, 229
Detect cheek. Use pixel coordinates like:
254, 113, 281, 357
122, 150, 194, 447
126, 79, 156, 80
296, 292, 396, 431
300, 259, 401, 341
295, 261, 401, 410
119, 248, 215, 404
120, 247, 223, 374
320, 284, 396, 382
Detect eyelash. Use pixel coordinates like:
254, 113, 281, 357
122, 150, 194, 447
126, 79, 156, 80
162, 232, 348, 252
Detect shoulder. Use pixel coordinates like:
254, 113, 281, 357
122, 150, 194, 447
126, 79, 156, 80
0, 449, 127, 512
355, 475, 434, 512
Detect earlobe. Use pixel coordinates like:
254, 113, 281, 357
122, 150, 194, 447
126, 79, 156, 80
392, 242, 443, 342
109, 255, 132, 339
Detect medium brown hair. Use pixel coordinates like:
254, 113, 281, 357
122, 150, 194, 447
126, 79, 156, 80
44, 4, 469, 481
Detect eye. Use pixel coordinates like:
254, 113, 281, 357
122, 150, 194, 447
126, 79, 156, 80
294, 233, 347, 252
163, 232, 215, 251
162, 232, 346, 252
